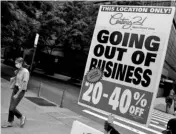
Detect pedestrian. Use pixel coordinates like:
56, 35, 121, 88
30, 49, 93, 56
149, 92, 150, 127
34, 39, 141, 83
104, 121, 120, 134
2, 57, 30, 128
162, 118, 176, 134
166, 88, 175, 113
104, 114, 120, 134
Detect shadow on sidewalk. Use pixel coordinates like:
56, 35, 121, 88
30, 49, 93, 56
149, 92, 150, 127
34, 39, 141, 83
25, 97, 57, 107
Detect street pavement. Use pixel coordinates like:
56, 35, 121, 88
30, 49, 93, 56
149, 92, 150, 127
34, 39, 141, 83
1, 78, 105, 134
1, 63, 176, 134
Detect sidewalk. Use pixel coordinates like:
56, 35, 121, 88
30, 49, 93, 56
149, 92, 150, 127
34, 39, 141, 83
1, 78, 104, 134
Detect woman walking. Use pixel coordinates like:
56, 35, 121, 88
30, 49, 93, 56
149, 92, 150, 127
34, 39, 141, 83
2, 57, 30, 128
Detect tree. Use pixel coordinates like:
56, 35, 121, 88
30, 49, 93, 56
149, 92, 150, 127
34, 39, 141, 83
1, 1, 56, 64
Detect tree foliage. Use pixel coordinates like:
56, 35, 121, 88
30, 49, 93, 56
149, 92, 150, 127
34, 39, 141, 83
1, 1, 99, 54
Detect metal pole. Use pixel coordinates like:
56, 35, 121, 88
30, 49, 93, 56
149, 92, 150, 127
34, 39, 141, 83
60, 88, 66, 108
30, 47, 37, 74
30, 33, 39, 74
37, 81, 42, 97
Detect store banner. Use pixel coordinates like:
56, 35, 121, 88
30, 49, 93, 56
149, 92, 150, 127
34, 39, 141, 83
78, 5, 175, 125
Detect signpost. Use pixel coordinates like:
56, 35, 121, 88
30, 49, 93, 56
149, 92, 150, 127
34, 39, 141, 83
78, 5, 175, 126
30, 33, 39, 74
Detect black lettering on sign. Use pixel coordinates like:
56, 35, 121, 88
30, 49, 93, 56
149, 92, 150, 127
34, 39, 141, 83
129, 34, 145, 49
97, 30, 109, 43
104, 61, 113, 77
115, 63, 127, 81
97, 30, 160, 52
102, 6, 115, 11
89, 58, 152, 87
131, 51, 145, 65
111, 63, 118, 79
133, 67, 143, 85
142, 69, 152, 87
125, 65, 135, 83
89, 58, 98, 70
97, 59, 106, 71
144, 53, 157, 66
145, 36, 160, 51
122, 33, 130, 47
97, 59, 102, 68
101, 60, 106, 71
110, 31, 122, 45
94, 44, 104, 57
116, 48, 127, 61
105, 46, 116, 59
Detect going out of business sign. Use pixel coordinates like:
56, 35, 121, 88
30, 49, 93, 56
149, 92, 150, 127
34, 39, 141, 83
78, 5, 175, 125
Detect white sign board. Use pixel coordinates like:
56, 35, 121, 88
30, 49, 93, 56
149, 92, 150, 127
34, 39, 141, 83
70, 120, 103, 134
34, 33, 39, 47
78, 5, 175, 126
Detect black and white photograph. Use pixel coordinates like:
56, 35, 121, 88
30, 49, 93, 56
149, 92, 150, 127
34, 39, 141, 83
1, 1, 176, 134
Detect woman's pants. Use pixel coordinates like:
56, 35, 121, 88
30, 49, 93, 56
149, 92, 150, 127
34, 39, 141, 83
8, 86, 25, 122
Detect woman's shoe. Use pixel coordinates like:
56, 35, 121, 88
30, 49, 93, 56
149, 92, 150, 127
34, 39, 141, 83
1, 122, 13, 128
20, 115, 26, 128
